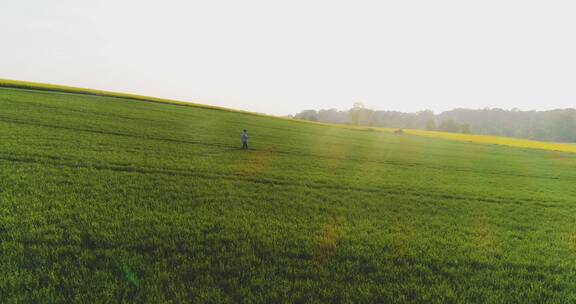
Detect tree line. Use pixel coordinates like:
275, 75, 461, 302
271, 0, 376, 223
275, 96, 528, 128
291, 104, 576, 143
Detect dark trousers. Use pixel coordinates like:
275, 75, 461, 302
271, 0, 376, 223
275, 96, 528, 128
242, 142, 248, 150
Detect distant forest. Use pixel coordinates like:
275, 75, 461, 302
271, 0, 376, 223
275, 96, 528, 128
291, 103, 576, 143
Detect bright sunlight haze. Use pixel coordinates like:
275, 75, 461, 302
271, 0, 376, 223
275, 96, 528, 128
2, 0, 576, 115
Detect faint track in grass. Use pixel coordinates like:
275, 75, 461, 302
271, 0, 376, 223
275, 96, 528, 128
0, 151, 571, 208
0, 97, 167, 124
0, 116, 572, 183
0, 116, 236, 149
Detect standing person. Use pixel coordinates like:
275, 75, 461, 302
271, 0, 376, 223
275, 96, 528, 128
241, 129, 248, 150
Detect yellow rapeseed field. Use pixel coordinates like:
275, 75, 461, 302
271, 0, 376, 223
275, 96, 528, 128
401, 129, 576, 154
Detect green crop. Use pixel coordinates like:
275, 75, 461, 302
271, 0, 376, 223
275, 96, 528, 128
1, 86, 575, 303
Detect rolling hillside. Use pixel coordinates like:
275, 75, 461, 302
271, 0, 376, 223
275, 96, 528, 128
1, 83, 576, 303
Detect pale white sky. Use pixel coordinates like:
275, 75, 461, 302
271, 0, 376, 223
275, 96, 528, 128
2, 0, 575, 115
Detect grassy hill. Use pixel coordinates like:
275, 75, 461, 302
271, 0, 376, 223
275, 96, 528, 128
1, 83, 576, 303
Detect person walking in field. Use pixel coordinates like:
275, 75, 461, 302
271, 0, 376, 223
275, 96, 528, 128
241, 129, 248, 150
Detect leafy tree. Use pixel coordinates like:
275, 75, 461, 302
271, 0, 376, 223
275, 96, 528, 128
349, 103, 364, 126
294, 110, 318, 121
438, 119, 460, 132
426, 119, 437, 131
461, 123, 471, 134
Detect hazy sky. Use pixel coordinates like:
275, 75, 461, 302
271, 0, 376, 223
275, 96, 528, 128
2, 0, 576, 115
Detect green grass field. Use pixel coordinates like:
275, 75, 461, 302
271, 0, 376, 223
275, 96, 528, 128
1, 85, 576, 303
